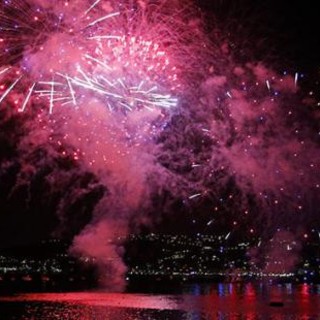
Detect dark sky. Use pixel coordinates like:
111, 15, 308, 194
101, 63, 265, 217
198, 0, 320, 70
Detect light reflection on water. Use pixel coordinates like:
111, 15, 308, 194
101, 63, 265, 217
0, 283, 319, 320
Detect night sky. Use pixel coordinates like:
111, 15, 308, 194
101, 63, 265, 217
0, 0, 319, 287
198, 0, 320, 70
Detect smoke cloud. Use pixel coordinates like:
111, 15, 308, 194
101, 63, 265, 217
0, 0, 319, 288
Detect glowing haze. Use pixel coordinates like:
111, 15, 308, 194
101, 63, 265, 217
0, 0, 319, 290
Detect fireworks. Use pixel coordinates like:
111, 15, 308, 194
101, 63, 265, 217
0, 0, 319, 290
1, 1, 318, 235
0, 0, 180, 114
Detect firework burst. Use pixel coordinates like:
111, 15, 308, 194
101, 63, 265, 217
0, 0, 185, 114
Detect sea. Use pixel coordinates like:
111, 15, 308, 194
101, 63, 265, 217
0, 282, 319, 319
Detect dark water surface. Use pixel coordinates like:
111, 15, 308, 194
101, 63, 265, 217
0, 283, 319, 319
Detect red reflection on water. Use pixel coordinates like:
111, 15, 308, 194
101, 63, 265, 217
296, 283, 313, 316
0, 284, 319, 319
301, 283, 309, 297
244, 283, 256, 299
0, 292, 179, 310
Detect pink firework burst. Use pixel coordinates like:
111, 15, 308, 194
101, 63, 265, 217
0, 0, 183, 114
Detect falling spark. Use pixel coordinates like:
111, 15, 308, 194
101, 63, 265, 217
19, 82, 36, 112
84, 0, 102, 15
189, 193, 201, 200
88, 35, 122, 41
0, 76, 22, 104
294, 72, 299, 87
50, 78, 55, 114
87, 12, 120, 28
65, 76, 77, 106
84, 54, 112, 71
266, 80, 271, 91
0, 67, 11, 76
